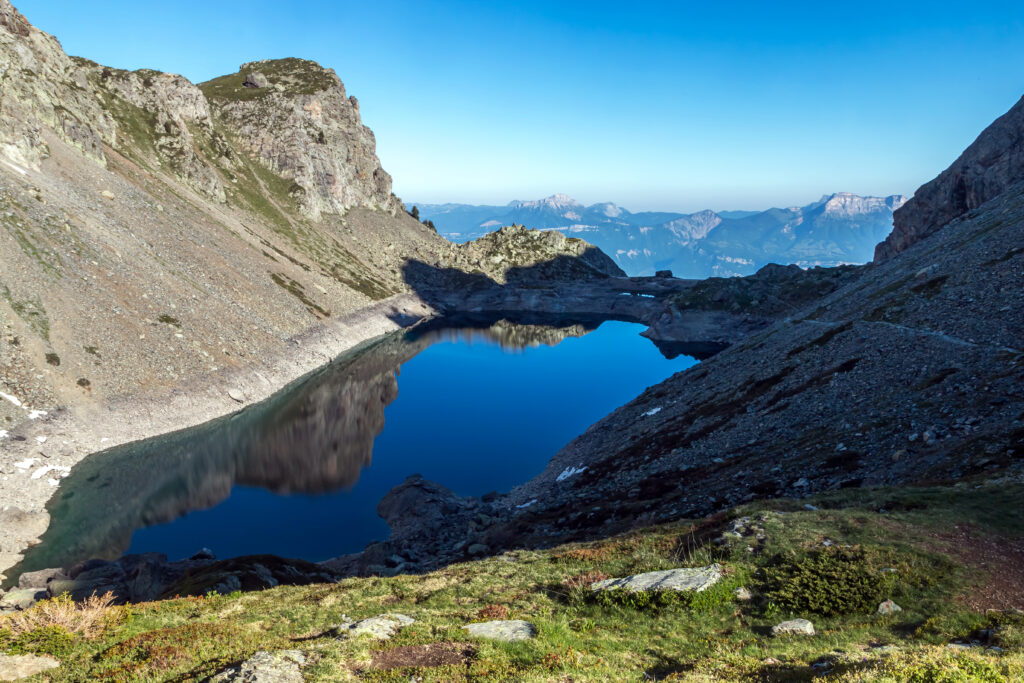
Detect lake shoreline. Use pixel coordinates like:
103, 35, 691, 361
0, 276, 769, 589
0, 293, 438, 584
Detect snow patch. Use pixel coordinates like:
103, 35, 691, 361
556, 465, 588, 482
14, 458, 38, 470
643, 407, 663, 417
0, 391, 23, 408
31, 465, 70, 480
28, 409, 47, 420
516, 498, 538, 509
0, 158, 28, 176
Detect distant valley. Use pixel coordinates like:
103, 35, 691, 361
412, 192, 907, 277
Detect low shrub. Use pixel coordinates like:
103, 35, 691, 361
762, 546, 897, 616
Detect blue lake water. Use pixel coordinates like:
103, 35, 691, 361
19, 317, 696, 571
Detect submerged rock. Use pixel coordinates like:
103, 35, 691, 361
591, 564, 722, 593
463, 619, 536, 642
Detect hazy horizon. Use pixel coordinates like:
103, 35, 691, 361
404, 189, 908, 216
14, 0, 1024, 211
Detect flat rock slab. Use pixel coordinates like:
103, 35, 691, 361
210, 650, 305, 682
772, 618, 815, 636
463, 620, 536, 642
591, 564, 722, 593
0, 588, 45, 610
0, 654, 60, 681
336, 613, 415, 640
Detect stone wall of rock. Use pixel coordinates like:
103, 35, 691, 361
875, 94, 1024, 262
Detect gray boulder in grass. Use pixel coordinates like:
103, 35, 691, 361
591, 564, 723, 593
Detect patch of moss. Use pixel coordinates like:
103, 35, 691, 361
157, 314, 181, 327
1, 284, 50, 341
271, 272, 330, 318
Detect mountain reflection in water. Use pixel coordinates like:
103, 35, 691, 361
16, 315, 696, 573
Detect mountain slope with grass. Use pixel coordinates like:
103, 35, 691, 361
1, 483, 1021, 681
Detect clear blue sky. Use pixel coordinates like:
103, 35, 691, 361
16, 0, 1024, 211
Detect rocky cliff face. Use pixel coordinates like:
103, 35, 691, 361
875, 95, 1024, 262
0, 1, 617, 438
201, 59, 403, 219
0, 0, 113, 168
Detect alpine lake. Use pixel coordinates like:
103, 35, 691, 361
16, 314, 709, 574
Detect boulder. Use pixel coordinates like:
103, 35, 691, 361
334, 613, 414, 640
243, 72, 269, 89
0, 654, 60, 681
46, 578, 125, 603
0, 588, 46, 610
463, 619, 536, 642
17, 568, 66, 589
877, 599, 902, 615
734, 586, 753, 601
771, 618, 815, 636
209, 650, 304, 683
591, 564, 722, 593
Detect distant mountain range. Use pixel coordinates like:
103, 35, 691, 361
411, 192, 907, 278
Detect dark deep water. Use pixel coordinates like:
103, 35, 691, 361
19, 317, 698, 572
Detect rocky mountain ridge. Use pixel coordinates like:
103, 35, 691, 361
0, 0, 621, 435
360, 98, 1024, 576
413, 191, 907, 277
877, 94, 1024, 262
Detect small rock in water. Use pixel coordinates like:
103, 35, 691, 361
771, 618, 815, 636
463, 620, 536, 642
190, 547, 216, 561
334, 613, 414, 640
591, 564, 722, 593
877, 599, 902, 615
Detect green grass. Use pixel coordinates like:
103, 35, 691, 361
0, 284, 50, 341
2, 483, 1021, 681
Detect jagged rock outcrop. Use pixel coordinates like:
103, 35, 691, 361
876, 95, 1024, 262
0, 0, 112, 168
201, 58, 403, 219
450, 224, 626, 284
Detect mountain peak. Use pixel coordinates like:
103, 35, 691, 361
509, 193, 582, 210
817, 193, 908, 218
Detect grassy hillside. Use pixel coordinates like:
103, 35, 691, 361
2, 481, 1021, 681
